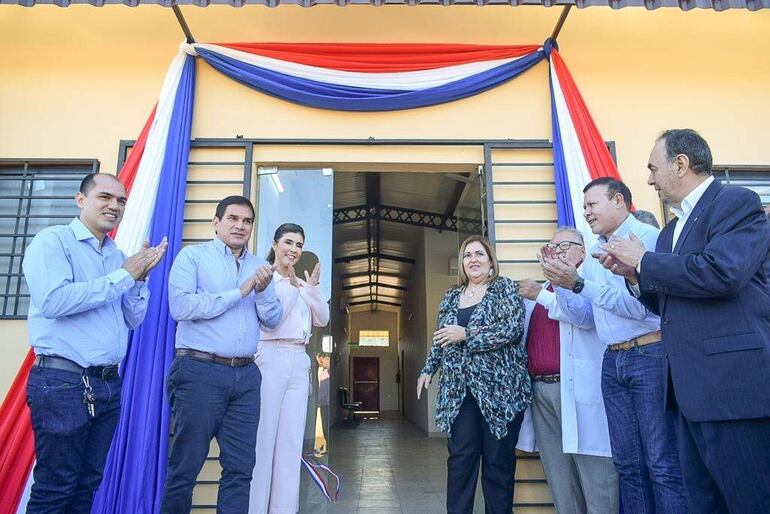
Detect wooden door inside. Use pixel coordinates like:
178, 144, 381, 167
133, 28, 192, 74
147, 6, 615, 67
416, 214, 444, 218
352, 356, 380, 414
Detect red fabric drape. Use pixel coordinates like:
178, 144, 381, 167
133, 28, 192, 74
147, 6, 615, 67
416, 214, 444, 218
550, 49, 625, 186
0, 350, 36, 514
217, 43, 542, 72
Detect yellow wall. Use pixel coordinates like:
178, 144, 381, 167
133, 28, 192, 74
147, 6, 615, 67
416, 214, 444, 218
1, 5, 769, 398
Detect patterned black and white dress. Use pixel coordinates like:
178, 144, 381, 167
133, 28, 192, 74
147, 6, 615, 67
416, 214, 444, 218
421, 276, 530, 440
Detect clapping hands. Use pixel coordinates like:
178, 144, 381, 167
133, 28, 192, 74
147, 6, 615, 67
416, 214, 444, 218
240, 265, 273, 297
537, 244, 579, 290
122, 238, 169, 281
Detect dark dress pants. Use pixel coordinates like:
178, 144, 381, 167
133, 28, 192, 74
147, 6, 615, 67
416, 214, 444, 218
672, 397, 770, 513
447, 390, 524, 514
26, 366, 122, 514
161, 356, 261, 514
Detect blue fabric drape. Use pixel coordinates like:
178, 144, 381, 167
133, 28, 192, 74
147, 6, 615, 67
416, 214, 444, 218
545, 39, 575, 228
93, 54, 196, 514
196, 47, 547, 112
550, 68, 576, 228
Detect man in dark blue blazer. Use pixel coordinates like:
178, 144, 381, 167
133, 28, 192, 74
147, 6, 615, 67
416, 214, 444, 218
600, 129, 770, 513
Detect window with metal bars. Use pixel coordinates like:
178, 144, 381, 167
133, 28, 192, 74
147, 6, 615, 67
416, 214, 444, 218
0, 159, 99, 319
713, 165, 770, 207
659, 165, 770, 224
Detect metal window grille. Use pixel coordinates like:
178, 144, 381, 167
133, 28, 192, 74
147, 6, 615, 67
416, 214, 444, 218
662, 165, 770, 223
0, 159, 98, 319
713, 165, 770, 207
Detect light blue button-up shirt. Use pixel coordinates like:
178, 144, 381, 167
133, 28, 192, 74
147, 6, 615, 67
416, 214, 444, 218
23, 218, 150, 367
168, 237, 282, 358
554, 214, 661, 345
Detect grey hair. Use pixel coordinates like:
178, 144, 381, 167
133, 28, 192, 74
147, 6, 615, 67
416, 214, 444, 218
553, 227, 584, 244
632, 210, 660, 229
658, 129, 713, 176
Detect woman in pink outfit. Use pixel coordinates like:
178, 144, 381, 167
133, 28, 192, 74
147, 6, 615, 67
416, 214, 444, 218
249, 223, 330, 514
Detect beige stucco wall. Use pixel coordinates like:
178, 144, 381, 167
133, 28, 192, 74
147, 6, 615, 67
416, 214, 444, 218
1, 5, 769, 399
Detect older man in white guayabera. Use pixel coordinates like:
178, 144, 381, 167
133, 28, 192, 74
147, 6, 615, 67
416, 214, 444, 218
516, 227, 618, 514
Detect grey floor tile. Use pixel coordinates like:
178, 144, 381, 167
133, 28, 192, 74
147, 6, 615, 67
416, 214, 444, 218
299, 413, 538, 514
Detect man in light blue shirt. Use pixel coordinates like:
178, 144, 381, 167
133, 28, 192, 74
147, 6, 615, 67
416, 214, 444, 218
23, 172, 167, 514
162, 195, 282, 514
540, 178, 687, 513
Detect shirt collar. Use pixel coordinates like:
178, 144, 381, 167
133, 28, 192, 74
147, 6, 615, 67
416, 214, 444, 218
70, 217, 115, 250
670, 176, 715, 220
212, 235, 249, 261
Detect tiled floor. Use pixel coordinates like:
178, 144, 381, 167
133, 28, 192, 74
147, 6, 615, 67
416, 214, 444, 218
298, 413, 486, 514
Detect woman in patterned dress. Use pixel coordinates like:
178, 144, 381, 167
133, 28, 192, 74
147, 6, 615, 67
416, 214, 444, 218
417, 235, 530, 514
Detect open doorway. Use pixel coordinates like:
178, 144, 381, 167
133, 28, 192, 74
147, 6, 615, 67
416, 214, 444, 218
330, 168, 486, 431
173, 139, 558, 511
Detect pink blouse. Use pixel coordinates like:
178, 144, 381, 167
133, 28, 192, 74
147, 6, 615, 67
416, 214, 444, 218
259, 271, 330, 344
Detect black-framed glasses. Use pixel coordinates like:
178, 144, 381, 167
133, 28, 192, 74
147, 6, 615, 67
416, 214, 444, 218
545, 241, 583, 252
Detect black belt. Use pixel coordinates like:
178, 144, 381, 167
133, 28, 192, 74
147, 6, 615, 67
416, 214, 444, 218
175, 348, 253, 367
34, 355, 119, 381
530, 373, 560, 384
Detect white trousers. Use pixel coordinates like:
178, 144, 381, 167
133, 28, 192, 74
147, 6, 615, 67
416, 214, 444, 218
249, 342, 310, 514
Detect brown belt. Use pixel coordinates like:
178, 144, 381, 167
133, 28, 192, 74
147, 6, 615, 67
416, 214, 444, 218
175, 348, 253, 367
607, 330, 662, 352
530, 374, 560, 384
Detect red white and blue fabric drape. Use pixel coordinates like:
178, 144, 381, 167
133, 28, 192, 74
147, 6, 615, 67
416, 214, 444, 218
0, 40, 623, 514
2, 51, 196, 514
93, 52, 195, 514
547, 40, 624, 245
185, 42, 546, 111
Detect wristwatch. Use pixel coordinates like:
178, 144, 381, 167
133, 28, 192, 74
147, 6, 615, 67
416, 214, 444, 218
571, 277, 585, 294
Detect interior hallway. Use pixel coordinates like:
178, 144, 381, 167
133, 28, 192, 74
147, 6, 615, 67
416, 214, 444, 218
300, 413, 453, 513
299, 413, 552, 514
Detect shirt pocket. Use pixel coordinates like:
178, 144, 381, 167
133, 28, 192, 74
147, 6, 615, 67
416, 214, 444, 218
572, 359, 602, 405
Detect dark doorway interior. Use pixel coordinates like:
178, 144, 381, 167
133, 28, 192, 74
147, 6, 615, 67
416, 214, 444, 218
352, 356, 380, 413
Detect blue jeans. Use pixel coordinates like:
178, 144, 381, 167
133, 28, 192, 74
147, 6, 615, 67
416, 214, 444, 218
26, 366, 122, 514
601, 342, 687, 513
447, 391, 524, 514
161, 356, 262, 514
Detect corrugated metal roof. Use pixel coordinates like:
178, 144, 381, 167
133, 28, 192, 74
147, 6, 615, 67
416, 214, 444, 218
3, 0, 767, 9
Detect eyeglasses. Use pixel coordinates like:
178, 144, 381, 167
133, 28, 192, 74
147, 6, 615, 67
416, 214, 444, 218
545, 241, 583, 252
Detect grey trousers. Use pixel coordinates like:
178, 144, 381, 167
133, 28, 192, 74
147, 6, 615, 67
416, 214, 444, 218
531, 380, 619, 514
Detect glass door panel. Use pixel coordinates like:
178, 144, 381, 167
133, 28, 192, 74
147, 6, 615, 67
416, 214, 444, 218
255, 167, 334, 512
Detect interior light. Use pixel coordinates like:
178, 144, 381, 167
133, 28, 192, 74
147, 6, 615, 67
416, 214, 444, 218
269, 173, 284, 193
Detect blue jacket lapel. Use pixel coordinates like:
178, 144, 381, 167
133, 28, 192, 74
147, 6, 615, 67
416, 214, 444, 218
658, 221, 675, 253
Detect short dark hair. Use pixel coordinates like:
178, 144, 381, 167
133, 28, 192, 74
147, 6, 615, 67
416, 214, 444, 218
79, 173, 121, 195
215, 195, 255, 220
658, 129, 713, 176
267, 223, 306, 264
583, 177, 632, 209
